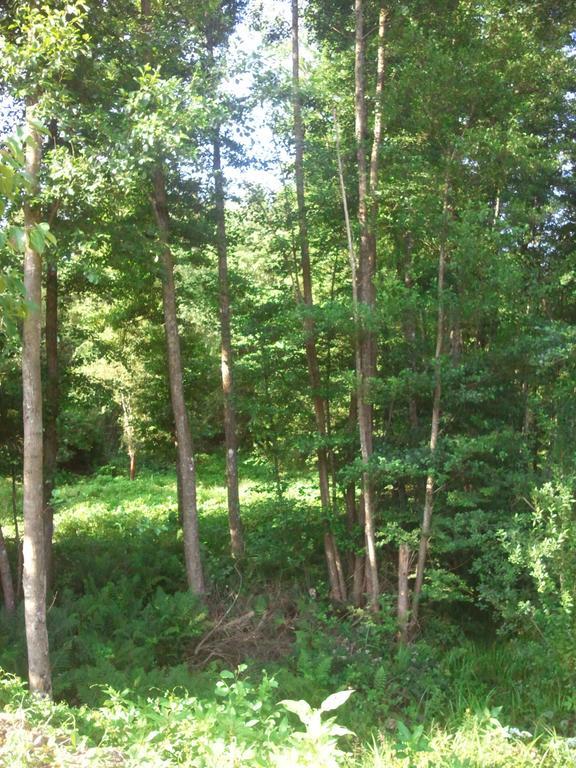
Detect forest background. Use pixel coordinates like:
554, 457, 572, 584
0, 0, 575, 765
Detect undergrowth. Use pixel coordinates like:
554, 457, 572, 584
0, 463, 575, 766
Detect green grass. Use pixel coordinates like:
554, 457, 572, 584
1, 463, 575, 766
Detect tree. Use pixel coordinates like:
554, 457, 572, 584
213, 127, 244, 559
43, 197, 59, 586
406, 178, 449, 639
139, 0, 205, 595
353, 0, 387, 611
0, 523, 15, 615
21, 104, 52, 697
150, 164, 206, 594
292, 0, 346, 602
2, 0, 89, 694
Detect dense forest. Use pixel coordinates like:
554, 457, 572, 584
1, 0, 576, 765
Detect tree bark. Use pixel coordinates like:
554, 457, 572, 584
352, 494, 367, 606
400, 244, 420, 431
175, 454, 184, 526
213, 131, 244, 560
22, 102, 52, 696
354, 0, 387, 611
0, 525, 15, 616
409, 235, 447, 633
12, 468, 23, 600
522, 381, 533, 436
292, 0, 345, 602
449, 304, 463, 362
120, 391, 136, 480
140, 0, 204, 595
397, 543, 412, 644
43, 254, 58, 590
151, 166, 205, 596
334, 114, 369, 607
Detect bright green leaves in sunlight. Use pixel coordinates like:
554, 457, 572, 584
0, 271, 25, 339
0, 128, 29, 219
0, 124, 56, 340
125, 64, 212, 167
28, 222, 56, 255
0, 123, 56, 255
1, 1, 90, 100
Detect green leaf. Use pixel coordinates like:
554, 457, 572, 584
280, 699, 312, 724
28, 118, 50, 137
319, 689, 354, 713
397, 719, 412, 741
6, 138, 24, 165
0, 165, 15, 196
7, 226, 26, 253
30, 225, 47, 254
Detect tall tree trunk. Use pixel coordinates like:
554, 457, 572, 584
213, 131, 244, 560
326, 256, 341, 513
292, 0, 345, 602
140, 0, 204, 595
12, 468, 23, 600
43, 254, 58, 590
352, 494, 367, 605
150, 167, 206, 596
354, 0, 387, 611
449, 304, 462, 362
120, 391, 136, 480
409, 232, 448, 634
400, 242, 419, 431
22, 102, 52, 696
0, 525, 15, 615
397, 542, 412, 644
175, 454, 184, 526
334, 114, 368, 606
522, 381, 533, 436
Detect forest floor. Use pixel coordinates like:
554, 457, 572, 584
0, 460, 575, 766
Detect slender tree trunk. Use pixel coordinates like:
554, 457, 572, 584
292, 0, 345, 601
151, 167, 205, 596
522, 381, 533, 436
400, 246, 419, 431
43, 255, 58, 590
449, 304, 462, 362
334, 115, 368, 606
354, 0, 387, 611
0, 525, 15, 615
140, 0, 204, 595
12, 469, 23, 600
492, 189, 501, 226
352, 495, 367, 606
176, 455, 184, 526
397, 543, 412, 643
120, 391, 137, 480
326, 256, 340, 513
22, 102, 52, 696
213, 131, 244, 559
344, 484, 357, 545
406, 324, 419, 431
409, 235, 447, 633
